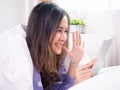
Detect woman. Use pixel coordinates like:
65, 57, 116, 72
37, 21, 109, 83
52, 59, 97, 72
26, 2, 96, 90
0, 2, 96, 90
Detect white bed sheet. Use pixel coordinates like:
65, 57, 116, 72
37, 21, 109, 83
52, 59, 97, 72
69, 65, 120, 90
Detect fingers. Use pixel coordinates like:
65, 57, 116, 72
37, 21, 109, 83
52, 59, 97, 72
80, 71, 94, 79
77, 68, 92, 74
75, 58, 97, 83
75, 67, 94, 83
72, 31, 82, 48
79, 58, 97, 70
72, 32, 76, 48
76, 31, 80, 45
88, 58, 97, 68
79, 73, 94, 82
76, 67, 93, 75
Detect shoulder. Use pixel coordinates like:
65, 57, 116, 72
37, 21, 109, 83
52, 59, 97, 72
33, 67, 43, 90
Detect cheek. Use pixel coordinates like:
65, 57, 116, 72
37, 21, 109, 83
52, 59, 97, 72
65, 34, 68, 40
49, 33, 59, 43
54, 33, 61, 41
51, 34, 59, 46
63, 34, 68, 42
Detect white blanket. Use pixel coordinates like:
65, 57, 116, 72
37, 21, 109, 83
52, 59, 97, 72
69, 65, 120, 90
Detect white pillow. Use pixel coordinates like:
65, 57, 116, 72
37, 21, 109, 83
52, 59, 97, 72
0, 25, 33, 90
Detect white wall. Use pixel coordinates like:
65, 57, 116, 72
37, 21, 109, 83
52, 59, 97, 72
84, 10, 120, 67
1, 0, 120, 67
85, 10, 114, 35
0, 0, 38, 32
106, 10, 120, 66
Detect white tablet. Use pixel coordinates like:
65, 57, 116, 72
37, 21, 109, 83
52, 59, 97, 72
93, 37, 113, 74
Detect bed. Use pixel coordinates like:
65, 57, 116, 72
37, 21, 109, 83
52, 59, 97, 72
69, 65, 120, 90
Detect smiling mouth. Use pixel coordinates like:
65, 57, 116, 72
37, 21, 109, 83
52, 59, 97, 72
56, 43, 63, 49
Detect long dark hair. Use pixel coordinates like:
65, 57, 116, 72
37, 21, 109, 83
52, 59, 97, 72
26, 2, 70, 89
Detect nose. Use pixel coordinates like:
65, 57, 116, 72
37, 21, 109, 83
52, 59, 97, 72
60, 32, 67, 41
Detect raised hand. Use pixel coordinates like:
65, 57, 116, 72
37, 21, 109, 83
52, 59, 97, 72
63, 31, 84, 65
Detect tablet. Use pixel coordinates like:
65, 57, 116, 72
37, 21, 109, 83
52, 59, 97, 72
93, 37, 113, 74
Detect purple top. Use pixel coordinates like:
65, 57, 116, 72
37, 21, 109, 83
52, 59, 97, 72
33, 65, 75, 90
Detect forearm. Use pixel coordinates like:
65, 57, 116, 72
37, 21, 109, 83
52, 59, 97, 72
68, 62, 80, 85
68, 62, 78, 78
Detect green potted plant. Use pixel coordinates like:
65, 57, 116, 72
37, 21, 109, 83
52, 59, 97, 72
70, 18, 85, 27
70, 18, 85, 33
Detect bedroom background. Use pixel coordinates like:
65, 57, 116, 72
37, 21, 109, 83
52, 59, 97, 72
0, 0, 120, 68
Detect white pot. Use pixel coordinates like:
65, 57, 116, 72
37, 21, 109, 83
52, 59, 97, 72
70, 25, 85, 33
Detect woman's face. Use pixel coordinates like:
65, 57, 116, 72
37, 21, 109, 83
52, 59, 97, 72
51, 15, 69, 55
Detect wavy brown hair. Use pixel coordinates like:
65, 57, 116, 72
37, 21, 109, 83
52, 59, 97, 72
26, 2, 70, 89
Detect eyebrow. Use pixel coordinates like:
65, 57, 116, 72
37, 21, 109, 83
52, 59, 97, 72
58, 26, 69, 30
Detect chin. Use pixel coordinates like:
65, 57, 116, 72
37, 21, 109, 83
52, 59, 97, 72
55, 50, 62, 55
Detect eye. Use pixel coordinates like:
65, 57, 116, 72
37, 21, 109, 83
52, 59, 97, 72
65, 30, 69, 34
58, 29, 62, 32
